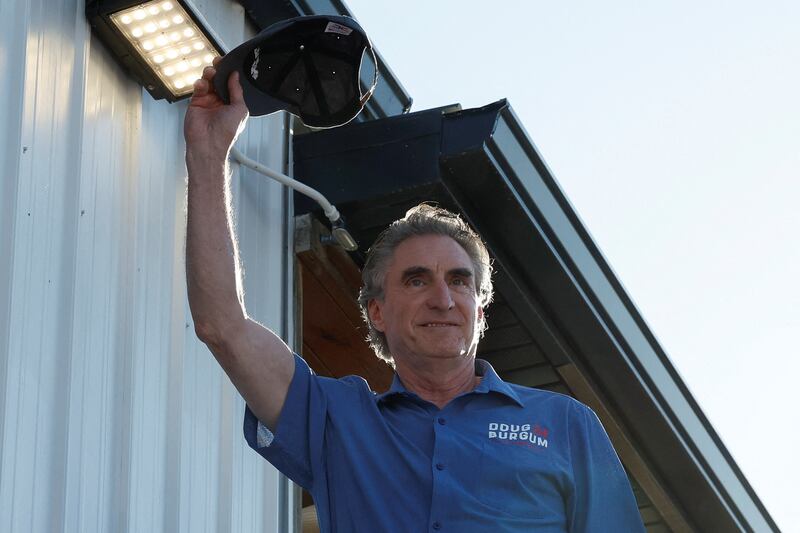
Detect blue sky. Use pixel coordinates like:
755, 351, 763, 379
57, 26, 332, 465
343, 0, 800, 529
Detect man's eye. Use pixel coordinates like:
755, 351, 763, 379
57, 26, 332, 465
409, 278, 424, 287
451, 278, 468, 286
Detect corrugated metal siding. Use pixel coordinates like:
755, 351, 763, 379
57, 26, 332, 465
0, 1, 292, 532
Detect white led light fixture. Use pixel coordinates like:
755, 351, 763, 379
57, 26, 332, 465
87, 0, 225, 101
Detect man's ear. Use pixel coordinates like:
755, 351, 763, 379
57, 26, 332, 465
477, 306, 484, 322
368, 299, 385, 332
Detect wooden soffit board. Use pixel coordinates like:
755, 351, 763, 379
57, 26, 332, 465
295, 214, 393, 392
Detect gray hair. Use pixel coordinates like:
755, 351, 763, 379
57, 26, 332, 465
357, 203, 494, 365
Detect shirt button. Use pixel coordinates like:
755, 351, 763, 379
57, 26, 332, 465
437, 417, 446, 425
436, 463, 444, 470
432, 522, 442, 530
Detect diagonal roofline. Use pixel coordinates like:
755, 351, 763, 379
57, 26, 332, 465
292, 100, 779, 532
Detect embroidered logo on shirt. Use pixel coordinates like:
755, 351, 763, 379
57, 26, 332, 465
488, 422, 549, 448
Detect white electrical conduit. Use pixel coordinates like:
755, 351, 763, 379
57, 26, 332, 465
229, 146, 358, 251
230, 146, 340, 221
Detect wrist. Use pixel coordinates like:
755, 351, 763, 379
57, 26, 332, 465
186, 152, 230, 187
186, 146, 229, 168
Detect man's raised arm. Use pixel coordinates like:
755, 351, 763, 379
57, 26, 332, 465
184, 61, 294, 430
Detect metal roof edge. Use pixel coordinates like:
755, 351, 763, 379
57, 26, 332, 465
453, 101, 779, 533
290, 99, 779, 532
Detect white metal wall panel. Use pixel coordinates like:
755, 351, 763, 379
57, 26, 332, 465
0, 1, 292, 532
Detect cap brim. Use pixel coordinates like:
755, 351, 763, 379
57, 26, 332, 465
212, 24, 292, 117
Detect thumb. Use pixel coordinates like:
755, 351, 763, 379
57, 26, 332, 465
228, 71, 246, 106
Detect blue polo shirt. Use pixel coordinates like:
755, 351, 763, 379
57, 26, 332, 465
244, 354, 644, 532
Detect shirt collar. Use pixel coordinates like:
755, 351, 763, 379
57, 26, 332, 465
375, 358, 524, 407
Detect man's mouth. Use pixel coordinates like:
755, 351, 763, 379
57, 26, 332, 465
420, 322, 459, 327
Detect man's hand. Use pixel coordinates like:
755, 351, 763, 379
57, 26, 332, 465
184, 57, 249, 160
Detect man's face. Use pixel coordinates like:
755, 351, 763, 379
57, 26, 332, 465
368, 234, 483, 364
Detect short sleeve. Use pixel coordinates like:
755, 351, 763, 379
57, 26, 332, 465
243, 354, 327, 490
566, 402, 645, 532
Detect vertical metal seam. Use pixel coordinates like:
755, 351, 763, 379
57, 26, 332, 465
281, 110, 298, 533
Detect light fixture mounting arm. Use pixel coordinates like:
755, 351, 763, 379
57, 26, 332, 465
229, 146, 358, 251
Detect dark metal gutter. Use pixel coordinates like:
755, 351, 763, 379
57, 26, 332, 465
292, 100, 779, 533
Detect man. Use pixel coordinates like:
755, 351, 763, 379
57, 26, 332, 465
185, 62, 645, 532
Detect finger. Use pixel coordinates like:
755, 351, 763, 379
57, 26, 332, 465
212, 55, 223, 67
192, 78, 209, 96
201, 66, 216, 82
228, 71, 246, 106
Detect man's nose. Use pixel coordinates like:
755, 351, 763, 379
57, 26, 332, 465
426, 278, 455, 310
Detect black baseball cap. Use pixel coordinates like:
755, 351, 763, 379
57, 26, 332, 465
213, 15, 377, 128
